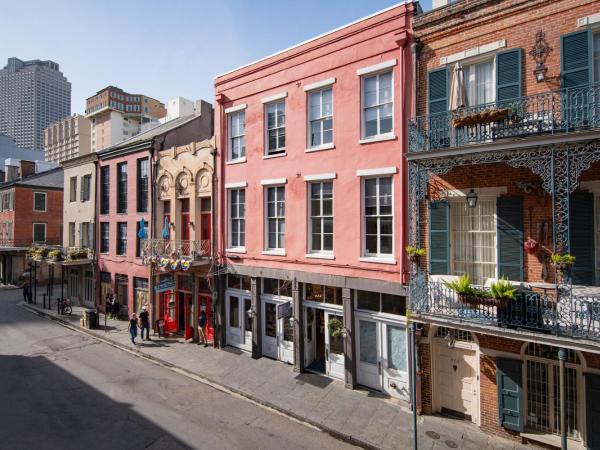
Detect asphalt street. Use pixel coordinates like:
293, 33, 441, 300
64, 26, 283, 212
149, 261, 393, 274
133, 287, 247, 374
0, 288, 357, 450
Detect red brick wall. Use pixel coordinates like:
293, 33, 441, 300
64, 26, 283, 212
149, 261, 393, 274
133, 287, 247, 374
414, 0, 599, 117
14, 187, 63, 244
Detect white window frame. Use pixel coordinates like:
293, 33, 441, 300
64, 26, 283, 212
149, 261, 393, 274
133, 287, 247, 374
264, 101, 286, 155
307, 87, 333, 149
461, 57, 496, 107
33, 191, 47, 212
264, 185, 285, 253
81, 174, 91, 202
228, 188, 246, 251
228, 110, 246, 162
33, 223, 46, 243
308, 181, 333, 256
361, 70, 394, 141
361, 176, 394, 261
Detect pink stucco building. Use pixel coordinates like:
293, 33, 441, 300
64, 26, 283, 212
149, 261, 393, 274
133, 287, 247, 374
215, 2, 415, 398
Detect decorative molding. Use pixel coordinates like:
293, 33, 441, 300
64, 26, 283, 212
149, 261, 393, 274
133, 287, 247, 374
357, 59, 397, 76
224, 103, 247, 114
303, 172, 337, 182
577, 12, 600, 27
440, 40, 506, 65
224, 181, 247, 189
303, 77, 336, 92
260, 178, 287, 186
261, 92, 287, 104
356, 167, 397, 177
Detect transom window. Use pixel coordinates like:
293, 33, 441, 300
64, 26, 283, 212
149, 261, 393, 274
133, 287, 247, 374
362, 71, 393, 138
356, 290, 406, 316
363, 177, 393, 256
304, 283, 342, 306
308, 88, 333, 148
449, 198, 496, 285
229, 188, 245, 248
262, 278, 292, 298
265, 186, 285, 250
227, 274, 251, 291
265, 101, 285, 155
228, 110, 246, 161
309, 182, 333, 253
33, 192, 46, 211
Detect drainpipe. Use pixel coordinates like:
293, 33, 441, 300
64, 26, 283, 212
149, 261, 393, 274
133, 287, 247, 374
211, 138, 218, 347
558, 347, 567, 450
149, 139, 156, 323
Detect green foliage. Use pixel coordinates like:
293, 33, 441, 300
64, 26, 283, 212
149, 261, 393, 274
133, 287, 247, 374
47, 249, 62, 260
551, 253, 576, 266
490, 277, 517, 300
327, 318, 344, 338
443, 274, 473, 295
405, 245, 426, 258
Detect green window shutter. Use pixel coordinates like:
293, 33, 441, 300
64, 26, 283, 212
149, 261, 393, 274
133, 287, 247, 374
561, 30, 592, 89
497, 196, 523, 281
496, 49, 522, 103
428, 200, 449, 274
428, 67, 449, 149
496, 357, 524, 432
569, 191, 595, 285
586, 374, 600, 450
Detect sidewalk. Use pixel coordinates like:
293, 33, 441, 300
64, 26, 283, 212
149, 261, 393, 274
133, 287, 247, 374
21, 301, 533, 450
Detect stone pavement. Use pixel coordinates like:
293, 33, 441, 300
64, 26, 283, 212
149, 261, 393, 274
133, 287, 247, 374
21, 300, 534, 450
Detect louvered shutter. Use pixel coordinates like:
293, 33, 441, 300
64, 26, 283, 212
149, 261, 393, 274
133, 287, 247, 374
496, 49, 522, 103
428, 201, 449, 274
496, 357, 524, 432
569, 191, 595, 285
497, 196, 523, 281
561, 30, 592, 89
428, 68, 449, 149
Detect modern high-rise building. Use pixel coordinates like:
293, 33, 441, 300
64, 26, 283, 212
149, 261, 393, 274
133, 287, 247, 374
0, 57, 71, 150
85, 86, 166, 152
44, 114, 92, 164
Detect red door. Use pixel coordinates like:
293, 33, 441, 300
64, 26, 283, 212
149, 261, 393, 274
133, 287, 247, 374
198, 294, 214, 342
184, 293, 193, 340
163, 291, 177, 333
200, 212, 211, 255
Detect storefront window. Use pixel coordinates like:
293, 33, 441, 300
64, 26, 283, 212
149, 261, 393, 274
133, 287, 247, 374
229, 296, 239, 328
134, 277, 148, 313
357, 290, 406, 316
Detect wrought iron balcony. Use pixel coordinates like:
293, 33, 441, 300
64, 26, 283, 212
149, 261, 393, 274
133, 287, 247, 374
410, 278, 600, 341
408, 82, 600, 153
142, 239, 211, 267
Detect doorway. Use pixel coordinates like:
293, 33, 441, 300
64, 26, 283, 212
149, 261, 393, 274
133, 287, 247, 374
226, 293, 252, 352
262, 299, 294, 364
304, 307, 345, 379
198, 294, 214, 342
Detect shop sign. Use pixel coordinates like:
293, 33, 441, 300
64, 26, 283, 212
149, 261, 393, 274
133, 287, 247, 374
155, 278, 175, 292
277, 301, 292, 320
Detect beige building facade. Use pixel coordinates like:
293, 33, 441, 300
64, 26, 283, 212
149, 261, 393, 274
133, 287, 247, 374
44, 114, 91, 164
61, 152, 96, 307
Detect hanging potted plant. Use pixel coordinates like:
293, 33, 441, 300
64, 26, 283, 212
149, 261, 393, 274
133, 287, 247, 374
327, 317, 346, 338
551, 253, 575, 272
524, 238, 539, 255
405, 245, 426, 264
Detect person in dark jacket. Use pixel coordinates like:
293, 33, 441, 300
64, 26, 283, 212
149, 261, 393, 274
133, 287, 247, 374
139, 306, 150, 341
22, 284, 29, 303
128, 314, 138, 345
198, 310, 208, 347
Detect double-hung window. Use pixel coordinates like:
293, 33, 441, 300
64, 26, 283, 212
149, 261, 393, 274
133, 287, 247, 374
100, 166, 109, 214
69, 177, 77, 202
265, 186, 285, 250
265, 101, 285, 155
229, 189, 245, 249
362, 71, 393, 139
463, 59, 495, 106
81, 175, 91, 202
100, 223, 110, 253
33, 192, 46, 212
308, 88, 333, 148
137, 158, 148, 213
309, 182, 333, 254
33, 223, 46, 243
117, 222, 127, 255
117, 162, 127, 214
228, 111, 246, 161
363, 177, 393, 257
68, 222, 76, 247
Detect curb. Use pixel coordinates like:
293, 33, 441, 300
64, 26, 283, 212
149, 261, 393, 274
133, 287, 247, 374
20, 303, 380, 450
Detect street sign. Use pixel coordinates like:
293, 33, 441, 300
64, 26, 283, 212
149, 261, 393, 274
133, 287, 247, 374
277, 301, 292, 320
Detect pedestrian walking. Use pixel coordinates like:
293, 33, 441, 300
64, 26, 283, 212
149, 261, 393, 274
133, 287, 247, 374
105, 297, 112, 319
111, 296, 120, 320
198, 310, 208, 347
139, 306, 150, 341
128, 313, 138, 345
22, 283, 29, 304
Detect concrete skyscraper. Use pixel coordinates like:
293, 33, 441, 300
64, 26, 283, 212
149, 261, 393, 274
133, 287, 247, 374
0, 57, 71, 150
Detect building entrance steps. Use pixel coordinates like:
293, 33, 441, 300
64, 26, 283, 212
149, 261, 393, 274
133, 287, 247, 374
21, 300, 535, 450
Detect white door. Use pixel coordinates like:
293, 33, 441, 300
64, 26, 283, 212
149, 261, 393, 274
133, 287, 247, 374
262, 300, 278, 358
304, 307, 316, 367
279, 314, 295, 364
381, 324, 410, 400
226, 294, 242, 348
356, 317, 382, 390
436, 344, 478, 422
242, 297, 253, 351
325, 311, 345, 379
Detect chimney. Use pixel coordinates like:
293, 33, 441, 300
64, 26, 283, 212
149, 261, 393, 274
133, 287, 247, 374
20, 160, 36, 179
5, 159, 19, 182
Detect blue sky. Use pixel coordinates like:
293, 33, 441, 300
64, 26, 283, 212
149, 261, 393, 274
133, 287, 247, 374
0, 0, 430, 113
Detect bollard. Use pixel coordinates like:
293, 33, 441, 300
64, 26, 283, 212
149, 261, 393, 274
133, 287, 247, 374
42, 294, 47, 309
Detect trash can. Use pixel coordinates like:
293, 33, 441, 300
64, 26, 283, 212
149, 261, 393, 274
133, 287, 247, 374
83, 309, 97, 329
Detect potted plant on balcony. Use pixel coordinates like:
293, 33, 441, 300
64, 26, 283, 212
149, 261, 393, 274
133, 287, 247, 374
405, 245, 426, 264
28, 247, 47, 262
47, 249, 63, 261
68, 249, 88, 260
551, 253, 575, 272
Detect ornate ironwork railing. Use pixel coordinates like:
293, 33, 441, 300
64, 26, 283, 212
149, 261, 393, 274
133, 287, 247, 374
408, 82, 600, 153
410, 279, 600, 341
142, 239, 211, 262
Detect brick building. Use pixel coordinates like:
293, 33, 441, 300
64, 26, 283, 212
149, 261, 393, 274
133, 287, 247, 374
215, 3, 415, 398
407, 0, 600, 448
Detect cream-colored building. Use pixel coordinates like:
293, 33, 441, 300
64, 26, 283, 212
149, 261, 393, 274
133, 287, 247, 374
61, 152, 96, 307
44, 114, 91, 164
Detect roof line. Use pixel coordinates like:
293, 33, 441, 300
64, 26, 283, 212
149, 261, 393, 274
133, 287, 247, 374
214, 1, 411, 80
